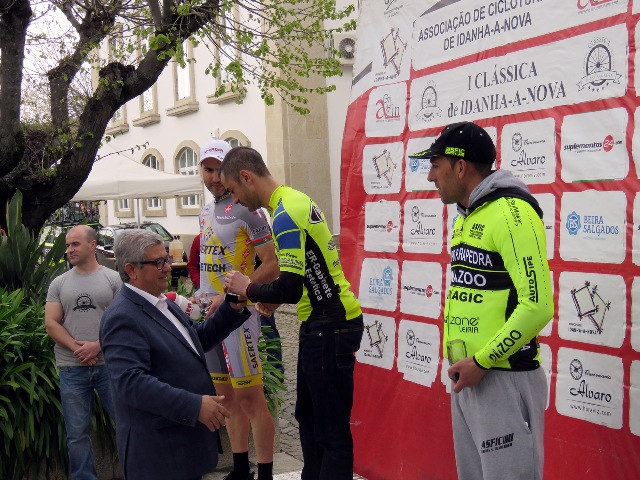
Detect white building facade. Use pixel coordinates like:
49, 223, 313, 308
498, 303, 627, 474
94, 3, 357, 247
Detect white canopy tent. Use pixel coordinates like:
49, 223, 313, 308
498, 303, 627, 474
71, 155, 203, 201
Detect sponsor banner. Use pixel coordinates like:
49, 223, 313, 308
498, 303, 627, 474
558, 271, 626, 348
532, 193, 556, 260
359, 258, 399, 312
556, 348, 623, 429
631, 361, 640, 436
356, 313, 397, 370
445, 204, 459, 254
412, 0, 628, 71
397, 319, 441, 387
350, 0, 427, 98
631, 278, 640, 352
408, 24, 628, 130
363, 142, 404, 194
373, 26, 411, 85
365, 82, 407, 137
500, 118, 556, 184
439, 357, 452, 394
632, 108, 640, 179
540, 343, 552, 410
402, 199, 444, 253
539, 271, 554, 338
400, 261, 442, 319
561, 108, 628, 182
364, 200, 401, 252
634, 194, 640, 266
405, 136, 437, 192
636, 21, 640, 95
559, 190, 626, 264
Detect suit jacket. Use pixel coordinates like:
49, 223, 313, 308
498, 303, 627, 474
99, 285, 250, 480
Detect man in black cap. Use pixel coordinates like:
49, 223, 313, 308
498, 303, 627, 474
410, 122, 554, 480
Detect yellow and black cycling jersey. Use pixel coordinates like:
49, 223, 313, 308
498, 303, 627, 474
265, 185, 361, 322
444, 192, 553, 371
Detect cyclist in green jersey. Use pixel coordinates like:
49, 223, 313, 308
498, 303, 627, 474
219, 146, 363, 480
410, 122, 553, 480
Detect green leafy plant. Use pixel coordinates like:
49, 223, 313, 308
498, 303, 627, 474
259, 325, 286, 417
0, 288, 65, 479
0, 288, 117, 479
0, 191, 67, 302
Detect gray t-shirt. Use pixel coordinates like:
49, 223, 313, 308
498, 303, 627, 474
46, 266, 122, 366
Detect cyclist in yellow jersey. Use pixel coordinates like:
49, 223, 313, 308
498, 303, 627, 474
198, 139, 279, 480
410, 122, 553, 480
219, 147, 363, 480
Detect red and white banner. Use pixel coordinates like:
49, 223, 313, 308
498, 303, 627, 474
342, 1, 640, 478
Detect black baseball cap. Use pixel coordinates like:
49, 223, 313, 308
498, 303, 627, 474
408, 122, 496, 164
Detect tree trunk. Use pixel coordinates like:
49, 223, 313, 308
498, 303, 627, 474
0, 0, 221, 234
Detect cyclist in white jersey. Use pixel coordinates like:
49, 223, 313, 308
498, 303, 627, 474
198, 139, 279, 480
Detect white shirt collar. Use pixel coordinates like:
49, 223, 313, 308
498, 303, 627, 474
125, 283, 166, 306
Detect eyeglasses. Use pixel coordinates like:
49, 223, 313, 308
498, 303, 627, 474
137, 256, 173, 270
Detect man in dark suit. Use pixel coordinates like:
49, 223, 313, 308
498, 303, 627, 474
100, 229, 251, 480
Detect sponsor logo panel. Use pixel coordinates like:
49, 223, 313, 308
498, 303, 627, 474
402, 199, 443, 254
362, 142, 404, 194
559, 191, 626, 264
532, 193, 556, 260
400, 261, 442, 319
501, 118, 556, 184
405, 137, 437, 192
359, 258, 399, 312
356, 313, 397, 370
365, 83, 407, 137
558, 272, 625, 348
397, 320, 441, 387
556, 348, 623, 429
561, 108, 628, 182
364, 200, 401, 253
373, 27, 410, 85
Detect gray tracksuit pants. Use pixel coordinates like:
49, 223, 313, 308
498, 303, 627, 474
451, 368, 547, 480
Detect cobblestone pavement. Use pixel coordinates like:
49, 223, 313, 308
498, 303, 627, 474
273, 304, 303, 462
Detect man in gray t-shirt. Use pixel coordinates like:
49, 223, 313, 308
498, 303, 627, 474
45, 225, 121, 480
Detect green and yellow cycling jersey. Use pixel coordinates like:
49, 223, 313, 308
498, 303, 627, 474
268, 185, 362, 322
444, 196, 553, 371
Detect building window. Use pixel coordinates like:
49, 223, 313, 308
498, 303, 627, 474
177, 55, 191, 100
207, 7, 245, 104
220, 130, 251, 148
133, 37, 161, 127
144, 156, 160, 210
225, 137, 241, 148
140, 149, 167, 217
142, 89, 154, 112
167, 39, 199, 116
114, 197, 134, 218
105, 25, 130, 135
176, 146, 201, 213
